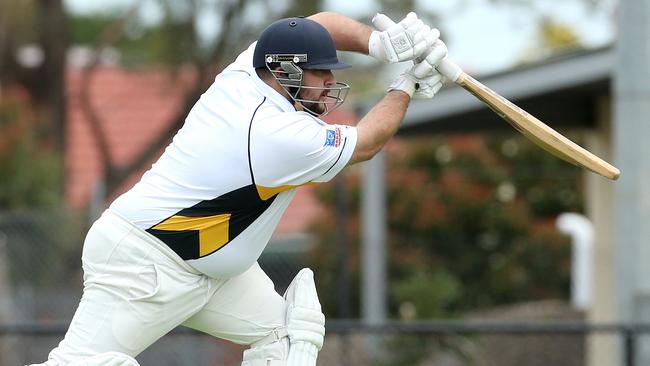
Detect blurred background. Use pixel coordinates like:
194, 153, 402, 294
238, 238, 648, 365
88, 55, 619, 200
0, 0, 647, 365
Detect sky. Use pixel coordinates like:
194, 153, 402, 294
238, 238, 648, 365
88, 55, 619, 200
63, 0, 617, 75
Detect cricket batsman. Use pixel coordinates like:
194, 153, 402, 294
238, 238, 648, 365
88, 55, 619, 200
29, 11, 447, 366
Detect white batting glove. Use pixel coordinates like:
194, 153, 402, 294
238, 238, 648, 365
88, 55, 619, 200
368, 12, 440, 63
388, 68, 444, 99
414, 73, 445, 99
412, 39, 448, 78
387, 39, 448, 98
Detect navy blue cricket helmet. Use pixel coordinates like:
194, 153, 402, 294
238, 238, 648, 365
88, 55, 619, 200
253, 17, 351, 70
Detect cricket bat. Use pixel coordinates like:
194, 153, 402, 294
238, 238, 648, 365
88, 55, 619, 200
373, 13, 620, 180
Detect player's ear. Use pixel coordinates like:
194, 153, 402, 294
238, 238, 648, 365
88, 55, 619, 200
255, 67, 275, 81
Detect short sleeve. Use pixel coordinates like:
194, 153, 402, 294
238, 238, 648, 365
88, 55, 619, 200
249, 112, 357, 196
224, 42, 257, 72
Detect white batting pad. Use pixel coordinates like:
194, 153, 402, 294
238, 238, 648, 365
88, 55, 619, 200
241, 337, 289, 366
284, 268, 325, 366
68, 352, 140, 366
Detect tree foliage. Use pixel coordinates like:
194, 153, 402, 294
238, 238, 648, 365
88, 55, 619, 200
308, 134, 581, 319
1, 0, 328, 209
538, 17, 582, 51
0, 0, 68, 204
67, 0, 328, 205
0, 94, 62, 208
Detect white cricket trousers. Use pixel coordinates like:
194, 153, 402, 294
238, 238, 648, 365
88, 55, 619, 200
43, 210, 287, 364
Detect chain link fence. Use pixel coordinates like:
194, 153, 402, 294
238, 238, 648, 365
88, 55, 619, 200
3, 320, 648, 365
0, 208, 311, 365
0, 209, 645, 365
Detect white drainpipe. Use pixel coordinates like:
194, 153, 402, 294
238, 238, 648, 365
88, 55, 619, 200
556, 213, 594, 310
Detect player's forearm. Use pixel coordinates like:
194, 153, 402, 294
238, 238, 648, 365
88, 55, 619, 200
348, 91, 410, 165
308, 12, 372, 54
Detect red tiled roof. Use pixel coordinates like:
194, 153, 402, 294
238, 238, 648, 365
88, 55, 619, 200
65, 66, 356, 234
65, 65, 197, 207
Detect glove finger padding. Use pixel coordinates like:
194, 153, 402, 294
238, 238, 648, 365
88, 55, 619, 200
413, 39, 448, 78
394, 17, 428, 61
411, 25, 431, 58
401, 12, 419, 26
371, 12, 439, 63
412, 26, 440, 57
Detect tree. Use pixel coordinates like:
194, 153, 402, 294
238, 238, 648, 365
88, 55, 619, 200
0, 0, 68, 194
70, 0, 325, 205
0, 0, 67, 207
0, 94, 61, 208
308, 134, 581, 319
300, 0, 601, 321
0, 4, 69, 361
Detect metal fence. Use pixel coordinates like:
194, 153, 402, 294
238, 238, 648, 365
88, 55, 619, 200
1, 320, 648, 366
0, 209, 644, 365
0, 209, 309, 365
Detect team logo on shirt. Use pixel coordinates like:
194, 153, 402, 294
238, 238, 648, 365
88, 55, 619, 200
325, 128, 341, 147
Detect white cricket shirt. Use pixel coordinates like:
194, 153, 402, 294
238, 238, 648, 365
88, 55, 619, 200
109, 42, 357, 278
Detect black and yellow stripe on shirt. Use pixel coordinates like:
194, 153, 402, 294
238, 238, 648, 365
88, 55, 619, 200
146, 183, 301, 260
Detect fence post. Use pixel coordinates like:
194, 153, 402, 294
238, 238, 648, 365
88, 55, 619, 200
624, 326, 635, 366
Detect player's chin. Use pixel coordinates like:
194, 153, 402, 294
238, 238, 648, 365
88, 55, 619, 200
303, 101, 325, 115
314, 104, 326, 115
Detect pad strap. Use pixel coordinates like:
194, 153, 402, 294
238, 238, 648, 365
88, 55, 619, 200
244, 360, 286, 366
251, 327, 290, 348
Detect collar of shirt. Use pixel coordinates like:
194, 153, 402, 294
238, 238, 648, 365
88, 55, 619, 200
249, 69, 296, 113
